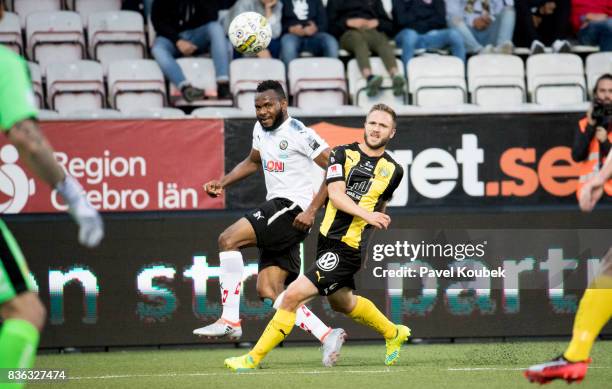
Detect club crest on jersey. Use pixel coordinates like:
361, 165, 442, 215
263, 159, 285, 172
317, 252, 339, 271
279, 140, 288, 150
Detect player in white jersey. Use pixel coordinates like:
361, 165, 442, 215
193, 80, 346, 367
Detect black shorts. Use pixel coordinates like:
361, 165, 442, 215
244, 198, 309, 284
305, 234, 362, 296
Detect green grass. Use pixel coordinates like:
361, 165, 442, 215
33, 340, 612, 388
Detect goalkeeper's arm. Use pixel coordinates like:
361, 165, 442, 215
7, 119, 104, 248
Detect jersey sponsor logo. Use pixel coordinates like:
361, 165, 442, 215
263, 159, 285, 172
307, 135, 320, 151
327, 164, 342, 179
0, 145, 36, 214
317, 252, 339, 271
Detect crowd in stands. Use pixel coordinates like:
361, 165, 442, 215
1, 0, 610, 110
118, 0, 612, 101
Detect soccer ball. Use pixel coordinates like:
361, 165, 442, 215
228, 12, 272, 55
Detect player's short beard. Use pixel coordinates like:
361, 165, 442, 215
364, 133, 389, 150
261, 109, 286, 132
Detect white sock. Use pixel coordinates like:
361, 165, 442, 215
219, 251, 244, 324
274, 291, 331, 342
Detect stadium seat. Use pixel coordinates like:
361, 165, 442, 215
288, 58, 347, 109
407, 55, 467, 107
37, 109, 60, 119
468, 54, 526, 107
230, 58, 286, 111
88, 11, 146, 74
191, 107, 253, 118
13, 0, 61, 28
45, 60, 105, 114
526, 53, 586, 105
169, 58, 233, 107
73, 0, 122, 27
63, 108, 123, 119
107, 59, 166, 113
27, 62, 43, 108
347, 57, 406, 109
585, 52, 612, 98
0, 12, 23, 54
26, 11, 85, 74
126, 107, 187, 119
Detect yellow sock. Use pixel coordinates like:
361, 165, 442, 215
347, 296, 396, 339
248, 309, 296, 364
564, 275, 612, 362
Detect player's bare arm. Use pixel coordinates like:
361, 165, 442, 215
327, 180, 390, 229
204, 148, 262, 197
293, 148, 331, 231
7, 119, 65, 186
580, 153, 612, 212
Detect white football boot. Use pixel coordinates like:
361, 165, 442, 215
321, 328, 347, 367
193, 318, 242, 340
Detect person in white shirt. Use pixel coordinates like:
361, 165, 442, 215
193, 80, 346, 367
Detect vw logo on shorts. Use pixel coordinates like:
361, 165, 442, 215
317, 252, 339, 271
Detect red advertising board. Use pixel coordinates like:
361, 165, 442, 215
0, 119, 224, 213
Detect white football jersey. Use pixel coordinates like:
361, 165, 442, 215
252, 117, 328, 211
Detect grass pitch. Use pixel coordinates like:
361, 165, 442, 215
34, 340, 612, 388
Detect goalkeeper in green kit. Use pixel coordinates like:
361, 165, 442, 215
0, 4, 103, 384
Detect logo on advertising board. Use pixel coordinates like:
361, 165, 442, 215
0, 120, 225, 214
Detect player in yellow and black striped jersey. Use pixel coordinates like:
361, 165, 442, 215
224, 103, 411, 372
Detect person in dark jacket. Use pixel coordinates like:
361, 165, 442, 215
280, 0, 339, 67
327, 0, 404, 98
393, 0, 466, 69
151, 0, 231, 101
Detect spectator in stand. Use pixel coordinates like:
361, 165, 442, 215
571, 0, 612, 51
222, 0, 283, 58
392, 0, 466, 71
151, 0, 231, 101
446, 0, 516, 54
514, 0, 572, 54
327, 0, 405, 97
279, 0, 339, 67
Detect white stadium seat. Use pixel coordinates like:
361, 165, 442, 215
107, 59, 166, 113
288, 58, 347, 110
170, 58, 232, 107
37, 109, 60, 119
73, 0, 122, 27
585, 52, 612, 98
347, 57, 406, 109
63, 109, 123, 119
27, 62, 43, 109
13, 0, 61, 28
230, 58, 286, 112
126, 107, 187, 119
0, 12, 23, 54
46, 60, 105, 114
191, 107, 253, 118
407, 55, 467, 107
26, 11, 85, 74
88, 11, 146, 73
526, 53, 586, 105
468, 54, 526, 107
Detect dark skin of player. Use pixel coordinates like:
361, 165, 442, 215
203, 89, 331, 301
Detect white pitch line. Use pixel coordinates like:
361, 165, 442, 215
70, 369, 412, 380
65, 366, 612, 381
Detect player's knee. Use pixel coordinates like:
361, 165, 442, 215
0, 293, 46, 331
329, 298, 352, 314
256, 283, 277, 301
218, 231, 237, 251
279, 289, 301, 312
